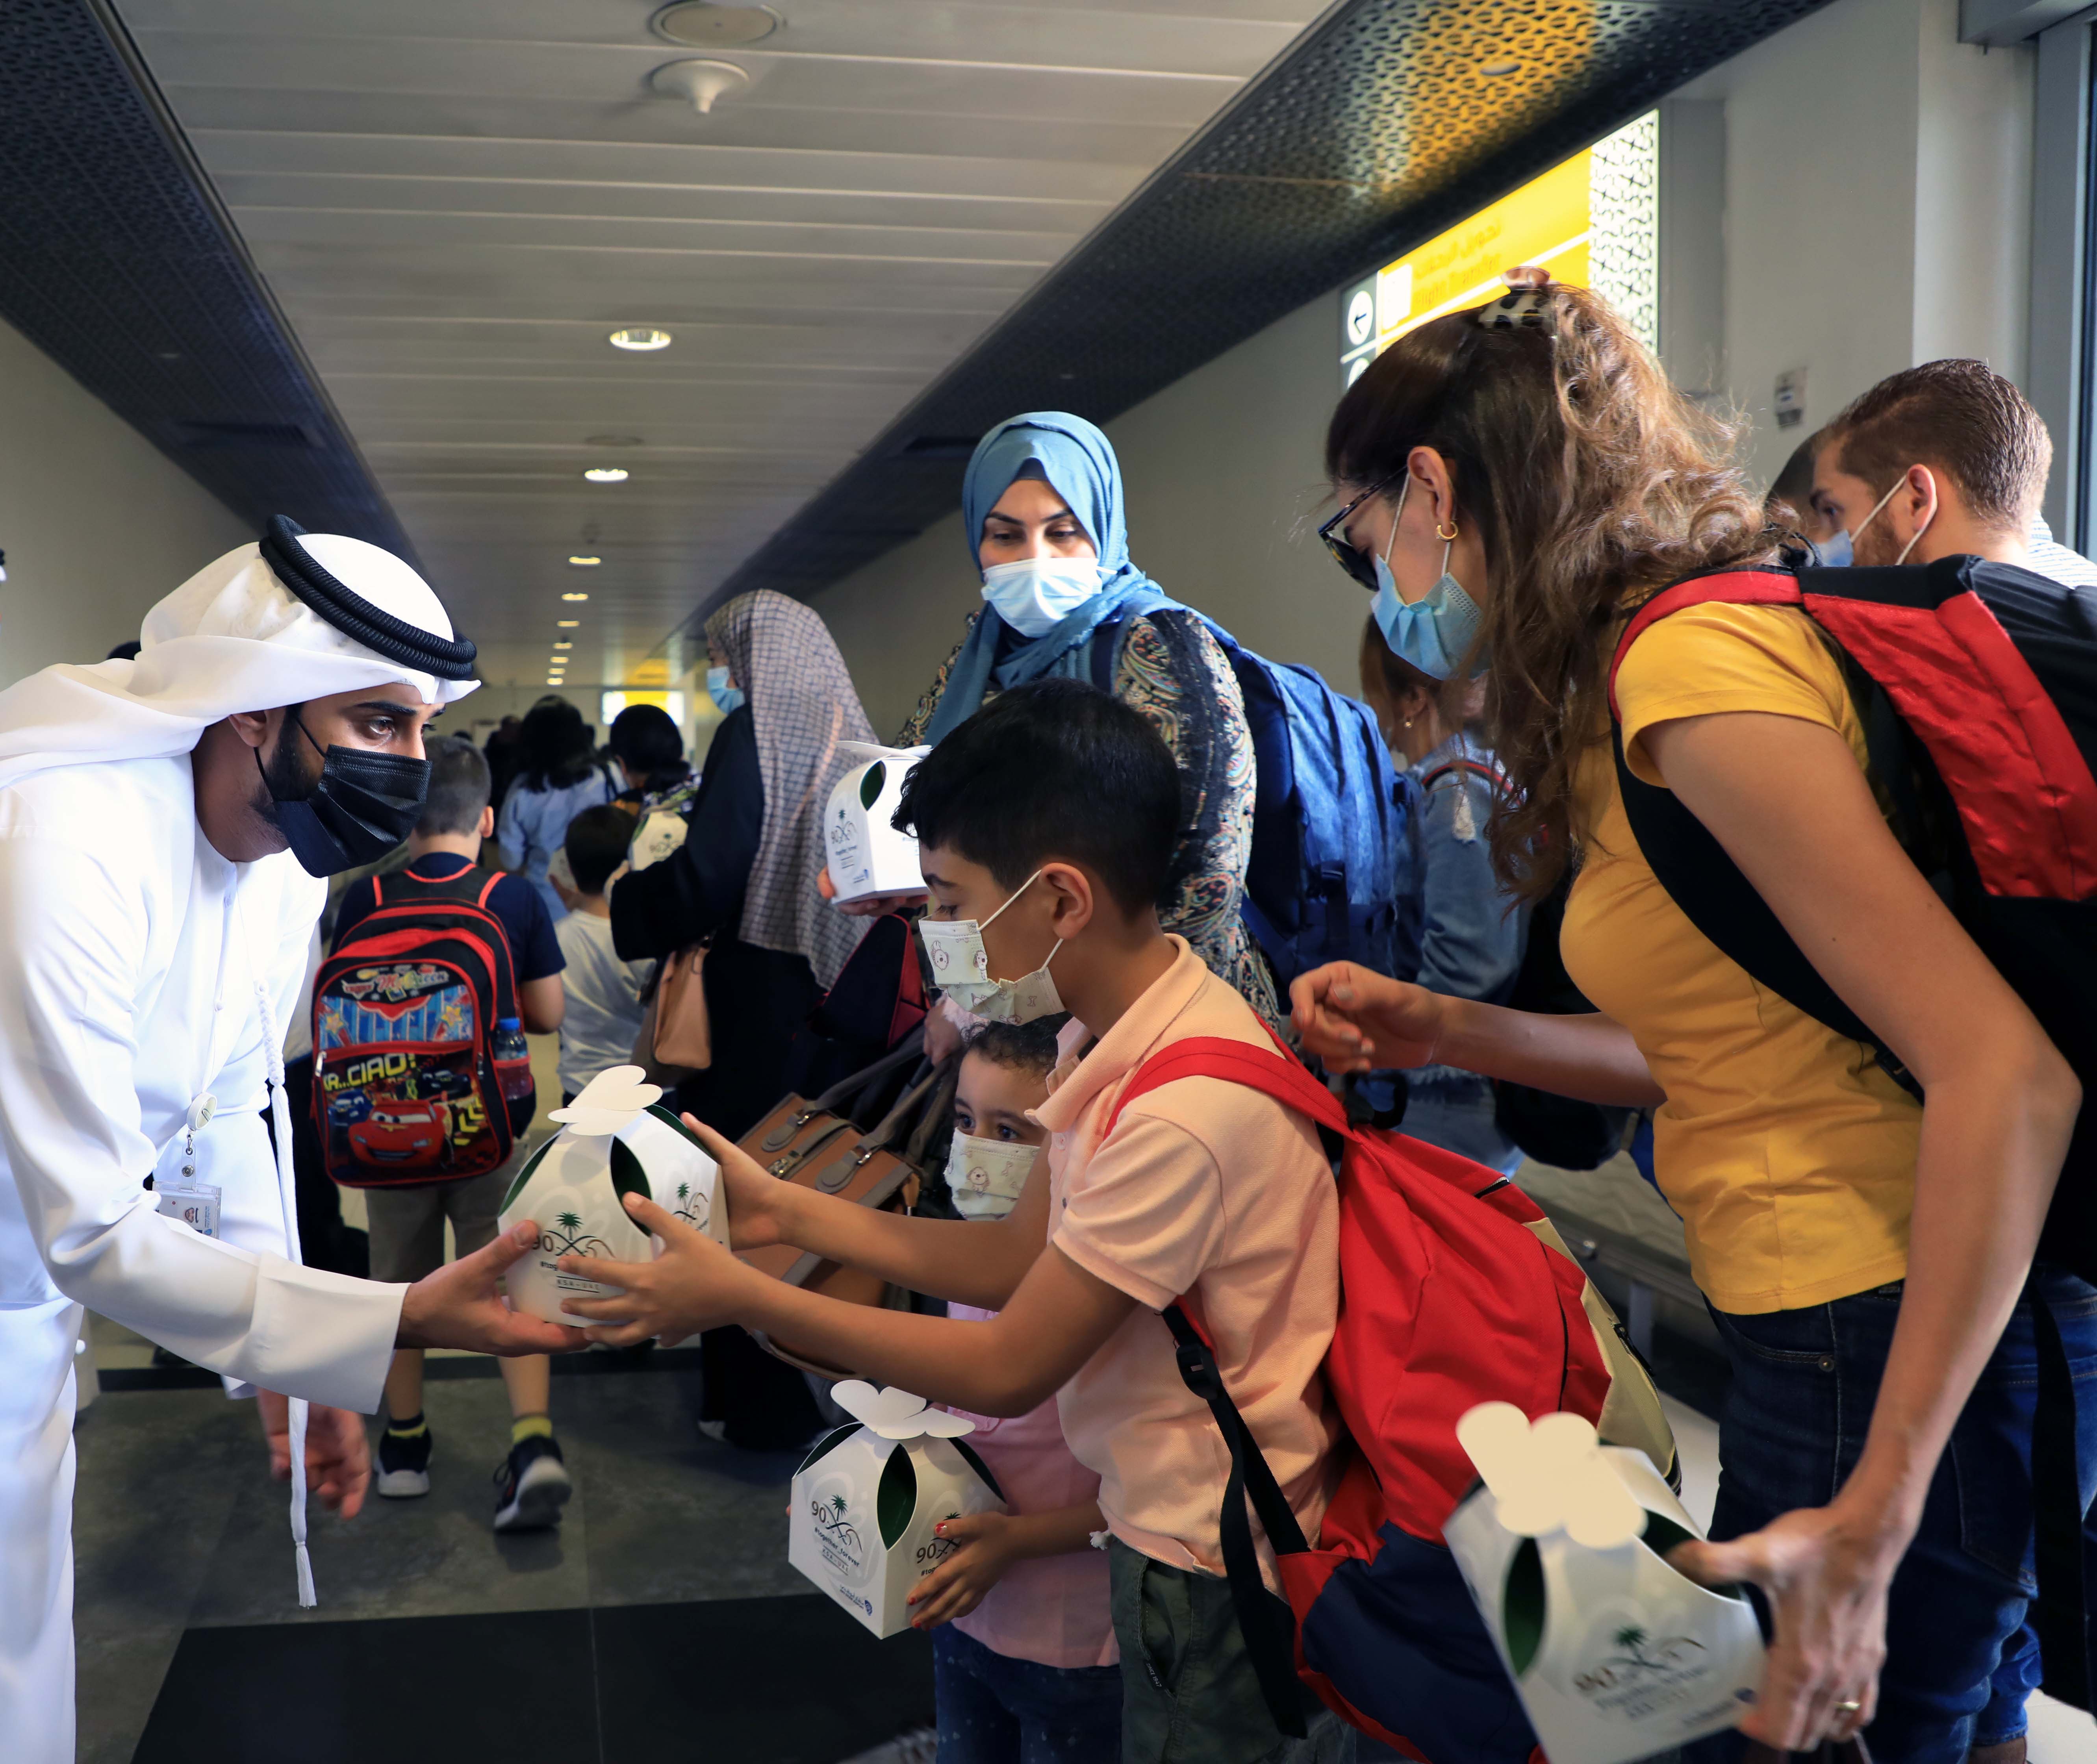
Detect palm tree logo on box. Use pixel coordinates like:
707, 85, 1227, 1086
811, 1493, 866, 1575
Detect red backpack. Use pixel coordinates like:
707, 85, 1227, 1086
1609, 555, 2097, 1708
1105, 1037, 1674, 1762
313, 867, 536, 1188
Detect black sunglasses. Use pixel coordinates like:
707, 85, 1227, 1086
1317, 476, 1402, 592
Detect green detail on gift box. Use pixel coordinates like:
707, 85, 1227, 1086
500, 1136, 557, 1213
953, 1438, 1006, 1505
1504, 1537, 1546, 1677
608, 1136, 653, 1206
878, 1443, 918, 1549
796, 1423, 859, 1477
859, 761, 886, 810
645, 1103, 708, 1150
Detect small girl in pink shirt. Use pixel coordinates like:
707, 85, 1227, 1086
907, 1019, 1120, 1763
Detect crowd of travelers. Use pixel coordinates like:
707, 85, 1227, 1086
51, 265, 2095, 1764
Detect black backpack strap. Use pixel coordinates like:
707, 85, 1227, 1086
1605, 566, 1920, 1095
2028, 1285, 2091, 1710
1161, 1302, 1308, 1740
1087, 613, 1127, 695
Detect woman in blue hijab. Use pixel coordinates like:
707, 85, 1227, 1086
897, 411, 1277, 1027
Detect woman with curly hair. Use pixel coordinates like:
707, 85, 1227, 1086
1294, 271, 2085, 1764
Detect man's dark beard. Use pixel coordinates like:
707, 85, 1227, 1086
253, 707, 320, 829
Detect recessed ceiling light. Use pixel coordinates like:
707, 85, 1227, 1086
562, 591, 591, 602
568, 554, 601, 567
545, 676, 564, 685
1479, 58, 1522, 76
554, 642, 574, 651
557, 619, 580, 627
608, 328, 673, 353
653, 2, 779, 47
583, 467, 629, 483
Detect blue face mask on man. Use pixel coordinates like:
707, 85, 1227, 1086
1813, 528, 1853, 568
1368, 475, 1486, 681
706, 664, 744, 715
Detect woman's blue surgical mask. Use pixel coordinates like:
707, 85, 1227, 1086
979, 556, 1108, 639
1369, 476, 1485, 680
706, 665, 744, 715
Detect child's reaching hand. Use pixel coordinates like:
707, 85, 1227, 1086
906, 1511, 1023, 1630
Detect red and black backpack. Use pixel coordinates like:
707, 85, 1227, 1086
312, 866, 536, 1189
1105, 1036, 1675, 1760
1610, 553, 2097, 1704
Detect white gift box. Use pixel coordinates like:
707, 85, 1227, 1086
496, 1067, 729, 1325
788, 1382, 1008, 1638
1444, 1408, 1765, 1764
824, 745, 927, 904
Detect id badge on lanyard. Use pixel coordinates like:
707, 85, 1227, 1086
154, 1093, 221, 1237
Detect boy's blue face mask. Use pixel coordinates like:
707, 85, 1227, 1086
706, 664, 744, 715
1368, 475, 1486, 681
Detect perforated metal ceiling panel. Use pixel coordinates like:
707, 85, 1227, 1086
687, 0, 1832, 643
0, 0, 404, 549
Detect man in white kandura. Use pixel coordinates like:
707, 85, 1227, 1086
0, 517, 583, 1763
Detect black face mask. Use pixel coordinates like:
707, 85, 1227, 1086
256, 711, 430, 877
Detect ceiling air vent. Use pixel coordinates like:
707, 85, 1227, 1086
894, 435, 981, 460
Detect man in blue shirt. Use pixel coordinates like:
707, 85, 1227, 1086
329, 737, 572, 1531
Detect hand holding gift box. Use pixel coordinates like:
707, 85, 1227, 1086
496, 1066, 730, 1327
1443, 1402, 1766, 1764
790, 1381, 1008, 1638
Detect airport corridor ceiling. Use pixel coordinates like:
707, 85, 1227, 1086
4, 0, 1833, 689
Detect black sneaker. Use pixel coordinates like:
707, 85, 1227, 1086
376, 1424, 432, 1498
492, 1434, 572, 1532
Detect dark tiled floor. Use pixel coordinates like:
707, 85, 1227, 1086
132, 1599, 934, 1764
72, 1362, 915, 1763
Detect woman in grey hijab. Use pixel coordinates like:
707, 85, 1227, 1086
608, 589, 877, 1448
611, 589, 875, 1135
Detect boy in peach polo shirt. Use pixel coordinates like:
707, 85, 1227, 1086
565, 680, 1348, 1763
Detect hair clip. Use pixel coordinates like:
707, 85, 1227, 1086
1478, 288, 1553, 332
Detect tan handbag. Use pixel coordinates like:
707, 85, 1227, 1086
651, 943, 712, 1070
734, 1030, 952, 1379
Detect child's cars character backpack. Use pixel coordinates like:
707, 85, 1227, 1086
1609, 554, 2097, 1705
1106, 1036, 1675, 1760
313, 867, 535, 1187
1091, 609, 1424, 991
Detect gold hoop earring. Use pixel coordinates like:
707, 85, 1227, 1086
1436, 521, 1459, 542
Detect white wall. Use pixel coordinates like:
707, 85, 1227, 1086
1676, 0, 2036, 487
0, 318, 249, 687
812, 294, 1362, 739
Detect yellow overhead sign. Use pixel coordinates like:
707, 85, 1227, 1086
1341, 113, 1657, 387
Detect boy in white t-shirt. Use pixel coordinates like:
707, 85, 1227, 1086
551, 804, 654, 1104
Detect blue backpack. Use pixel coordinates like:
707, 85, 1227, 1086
1094, 610, 1422, 990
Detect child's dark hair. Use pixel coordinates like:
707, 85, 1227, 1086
893, 678, 1177, 916
417, 735, 491, 836
963, 1016, 1066, 1081
564, 803, 638, 897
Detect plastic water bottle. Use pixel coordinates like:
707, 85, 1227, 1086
493, 1017, 533, 1106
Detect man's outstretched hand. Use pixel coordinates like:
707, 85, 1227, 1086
396, 1220, 590, 1354
257, 1390, 371, 1518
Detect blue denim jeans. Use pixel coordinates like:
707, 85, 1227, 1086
933, 1623, 1124, 1764
1691, 1269, 2097, 1764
